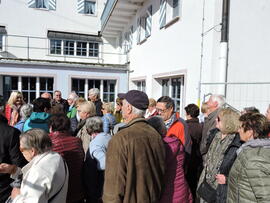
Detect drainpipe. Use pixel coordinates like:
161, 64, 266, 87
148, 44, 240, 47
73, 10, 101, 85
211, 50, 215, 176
198, 0, 206, 107
218, 0, 230, 96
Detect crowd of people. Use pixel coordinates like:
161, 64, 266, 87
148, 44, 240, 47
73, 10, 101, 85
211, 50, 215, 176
0, 89, 270, 203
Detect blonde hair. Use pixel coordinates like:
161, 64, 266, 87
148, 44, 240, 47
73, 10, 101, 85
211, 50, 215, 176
75, 97, 86, 108
201, 102, 209, 114
218, 108, 240, 134
79, 101, 96, 117
148, 98, 157, 107
7, 91, 23, 106
102, 102, 114, 114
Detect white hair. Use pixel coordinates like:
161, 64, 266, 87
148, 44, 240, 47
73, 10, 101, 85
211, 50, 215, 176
88, 88, 100, 96
211, 94, 225, 108
20, 104, 33, 120
124, 100, 145, 117
68, 91, 79, 101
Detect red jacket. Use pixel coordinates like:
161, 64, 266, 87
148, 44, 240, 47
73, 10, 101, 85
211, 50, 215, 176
166, 113, 192, 155
49, 131, 85, 203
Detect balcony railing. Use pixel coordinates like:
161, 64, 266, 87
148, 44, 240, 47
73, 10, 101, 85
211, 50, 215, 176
100, 0, 117, 32
0, 34, 128, 65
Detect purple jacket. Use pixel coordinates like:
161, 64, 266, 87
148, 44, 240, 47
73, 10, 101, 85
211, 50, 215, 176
160, 135, 193, 203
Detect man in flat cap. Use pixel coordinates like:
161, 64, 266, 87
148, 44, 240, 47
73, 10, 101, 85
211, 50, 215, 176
102, 90, 166, 203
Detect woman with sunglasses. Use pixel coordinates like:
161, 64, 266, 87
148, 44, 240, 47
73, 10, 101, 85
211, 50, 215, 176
197, 108, 243, 203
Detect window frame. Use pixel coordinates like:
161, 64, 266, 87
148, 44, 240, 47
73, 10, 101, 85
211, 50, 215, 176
84, 0, 96, 15
49, 39, 99, 58
35, 0, 49, 9
50, 39, 62, 55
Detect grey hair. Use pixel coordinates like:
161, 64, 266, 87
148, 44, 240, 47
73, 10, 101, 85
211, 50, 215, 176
211, 94, 225, 108
85, 116, 103, 134
20, 104, 33, 120
68, 91, 79, 101
20, 129, 52, 154
88, 88, 100, 96
123, 100, 146, 117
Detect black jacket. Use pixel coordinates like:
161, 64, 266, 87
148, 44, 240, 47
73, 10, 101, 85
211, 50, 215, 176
0, 115, 27, 203
94, 99, 103, 117
216, 133, 243, 203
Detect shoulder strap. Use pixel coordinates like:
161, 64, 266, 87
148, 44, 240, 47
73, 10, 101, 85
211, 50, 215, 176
48, 160, 67, 202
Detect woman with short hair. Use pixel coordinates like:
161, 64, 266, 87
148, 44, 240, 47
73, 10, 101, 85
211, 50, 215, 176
197, 108, 243, 203
0, 128, 68, 202
227, 113, 270, 203
83, 116, 112, 203
14, 104, 33, 132
49, 114, 85, 203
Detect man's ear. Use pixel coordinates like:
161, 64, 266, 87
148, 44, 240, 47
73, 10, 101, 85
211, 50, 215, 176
127, 103, 133, 114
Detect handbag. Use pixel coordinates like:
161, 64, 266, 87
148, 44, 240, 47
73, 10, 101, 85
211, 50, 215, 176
197, 168, 216, 203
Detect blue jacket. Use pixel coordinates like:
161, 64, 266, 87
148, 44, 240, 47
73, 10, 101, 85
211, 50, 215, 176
102, 113, 116, 134
14, 120, 26, 132
89, 132, 112, 170
23, 112, 51, 132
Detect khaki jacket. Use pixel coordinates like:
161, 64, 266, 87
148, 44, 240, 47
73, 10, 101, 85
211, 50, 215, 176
227, 139, 270, 203
103, 118, 166, 203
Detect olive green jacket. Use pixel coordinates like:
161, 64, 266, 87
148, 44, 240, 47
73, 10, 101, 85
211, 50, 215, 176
227, 139, 270, 203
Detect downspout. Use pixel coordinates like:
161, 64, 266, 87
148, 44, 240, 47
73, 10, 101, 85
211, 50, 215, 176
219, 0, 230, 97
198, 0, 206, 107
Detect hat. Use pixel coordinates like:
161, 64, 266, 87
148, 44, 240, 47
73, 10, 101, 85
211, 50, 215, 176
118, 90, 149, 110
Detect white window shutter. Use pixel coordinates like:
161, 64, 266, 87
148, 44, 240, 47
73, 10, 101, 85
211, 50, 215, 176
145, 5, 152, 38
159, 0, 166, 28
28, 0, 36, 8
78, 0, 85, 13
129, 26, 133, 49
49, 0, 56, 10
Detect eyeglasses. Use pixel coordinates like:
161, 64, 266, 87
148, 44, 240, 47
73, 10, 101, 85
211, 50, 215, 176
156, 108, 168, 113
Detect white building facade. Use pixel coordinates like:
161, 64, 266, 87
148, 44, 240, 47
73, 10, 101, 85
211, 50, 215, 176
0, 0, 129, 103
101, 0, 270, 114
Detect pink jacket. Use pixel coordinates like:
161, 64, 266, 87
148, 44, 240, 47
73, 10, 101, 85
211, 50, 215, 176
160, 135, 193, 203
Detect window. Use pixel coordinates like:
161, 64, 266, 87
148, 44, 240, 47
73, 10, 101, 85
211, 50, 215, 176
88, 79, 100, 89
72, 78, 85, 97
36, 0, 49, 9
0, 34, 2, 51
22, 77, 36, 104
89, 42, 99, 57
135, 80, 146, 92
50, 39, 61, 54
3, 76, 18, 102
137, 5, 152, 44
28, 0, 56, 10
85, 1, 96, 14
103, 80, 116, 102
71, 78, 116, 102
161, 77, 183, 112
78, 0, 96, 15
159, 0, 180, 28
64, 40, 75, 55
77, 41, 87, 56
49, 39, 99, 58
3, 76, 54, 103
40, 77, 54, 97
